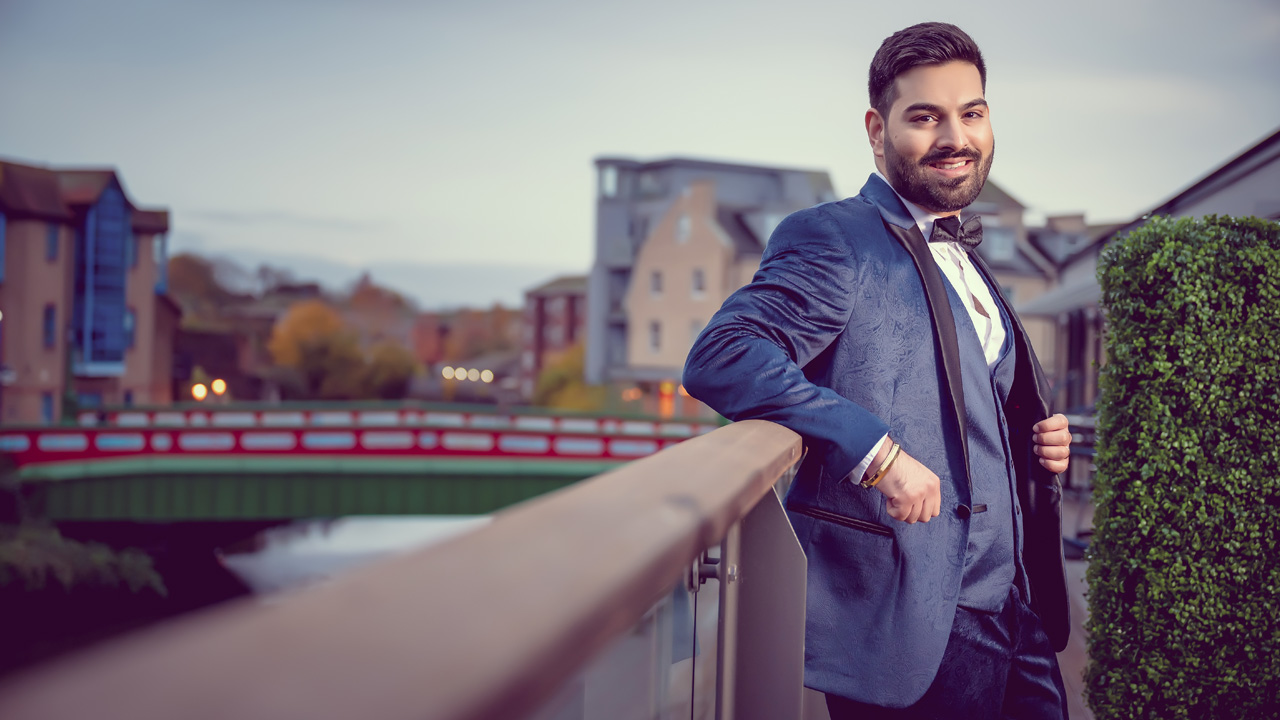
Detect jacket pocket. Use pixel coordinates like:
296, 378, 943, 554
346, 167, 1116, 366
790, 504, 893, 537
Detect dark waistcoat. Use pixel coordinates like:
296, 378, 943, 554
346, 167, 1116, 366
944, 271, 1027, 611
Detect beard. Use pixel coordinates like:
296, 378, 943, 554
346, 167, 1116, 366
884, 136, 994, 213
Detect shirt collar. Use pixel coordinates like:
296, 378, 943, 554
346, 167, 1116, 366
874, 170, 958, 243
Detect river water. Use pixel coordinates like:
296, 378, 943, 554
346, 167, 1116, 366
219, 515, 491, 594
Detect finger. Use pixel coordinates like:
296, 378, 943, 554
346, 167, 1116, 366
1032, 428, 1072, 446
1039, 457, 1069, 473
1034, 445, 1071, 461
1032, 414, 1069, 433
886, 498, 906, 522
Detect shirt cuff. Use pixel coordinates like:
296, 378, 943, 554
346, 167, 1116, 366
849, 434, 889, 483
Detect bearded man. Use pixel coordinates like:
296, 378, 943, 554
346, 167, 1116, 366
682, 22, 1074, 719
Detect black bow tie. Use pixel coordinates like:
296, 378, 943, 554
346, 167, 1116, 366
930, 215, 983, 250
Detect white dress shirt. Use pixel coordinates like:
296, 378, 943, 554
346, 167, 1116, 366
850, 174, 1010, 481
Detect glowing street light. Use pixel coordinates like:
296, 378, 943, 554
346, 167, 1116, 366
480, 369, 494, 384
467, 368, 480, 382
191, 383, 209, 401
211, 378, 227, 396
442, 366, 455, 380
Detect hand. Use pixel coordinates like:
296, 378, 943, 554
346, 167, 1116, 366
870, 442, 941, 524
1032, 413, 1071, 474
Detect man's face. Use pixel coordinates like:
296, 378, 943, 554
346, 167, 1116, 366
868, 61, 994, 215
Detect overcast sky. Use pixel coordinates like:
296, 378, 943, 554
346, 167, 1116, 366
3, 0, 1277, 307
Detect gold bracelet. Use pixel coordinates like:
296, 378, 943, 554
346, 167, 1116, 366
861, 442, 901, 489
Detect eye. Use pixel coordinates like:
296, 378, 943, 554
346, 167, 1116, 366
912, 114, 938, 124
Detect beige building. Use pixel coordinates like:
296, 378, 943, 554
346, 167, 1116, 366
0, 160, 178, 424
624, 180, 764, 380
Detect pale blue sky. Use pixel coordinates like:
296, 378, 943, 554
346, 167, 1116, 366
3, 0, 1277, 306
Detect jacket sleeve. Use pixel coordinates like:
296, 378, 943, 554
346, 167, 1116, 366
682, 205, 890, 481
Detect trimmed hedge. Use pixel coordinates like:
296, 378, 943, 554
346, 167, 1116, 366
1086, 215, 1280, 718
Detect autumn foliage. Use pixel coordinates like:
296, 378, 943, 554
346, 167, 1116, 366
268, 299, 418, 400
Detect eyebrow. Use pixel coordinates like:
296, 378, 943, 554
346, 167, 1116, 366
901, 98, 988, 116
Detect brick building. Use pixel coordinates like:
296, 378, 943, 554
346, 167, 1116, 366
0, 159, 177, 424
519, 275, 586, 400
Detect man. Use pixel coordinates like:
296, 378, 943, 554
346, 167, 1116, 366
682, 22, 1073, 719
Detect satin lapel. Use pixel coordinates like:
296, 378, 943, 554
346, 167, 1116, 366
884, 222, 972, 487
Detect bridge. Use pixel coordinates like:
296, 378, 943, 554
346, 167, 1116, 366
2, 402, 720, 521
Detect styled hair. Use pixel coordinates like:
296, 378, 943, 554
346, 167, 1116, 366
868, 22, 986, 117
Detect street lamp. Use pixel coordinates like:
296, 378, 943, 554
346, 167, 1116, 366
191, 383, 209, 401
211, 378, 227, 396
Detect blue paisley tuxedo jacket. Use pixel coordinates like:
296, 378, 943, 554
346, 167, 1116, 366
682, 174, 1068, 707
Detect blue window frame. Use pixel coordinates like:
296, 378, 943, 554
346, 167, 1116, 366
73, 184, 129, 371
47, 223, 60, 261
41, 392, 55, 424
77, 392, 103, 409
125, 234, 137, 268
43, 304, 56, 349
123, 390, 134, 406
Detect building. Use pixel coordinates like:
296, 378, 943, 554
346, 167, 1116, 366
0, 159, 177, 424
1018, 125, 1280, 413
519, 274, 586, 400
586, 157, 838, 406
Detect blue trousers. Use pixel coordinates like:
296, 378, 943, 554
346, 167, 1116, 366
826, 587, 1067, 719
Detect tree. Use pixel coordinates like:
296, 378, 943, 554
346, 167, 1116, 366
362, 341, 418, 400
267, 300, 365, 400
533, 344, 606, 412
167, 253, 237, 328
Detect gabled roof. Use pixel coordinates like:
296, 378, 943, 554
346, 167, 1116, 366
974, 178, 1024, 209
715, 207, 762, 258
527, 274, 588, 296
1093, 125, 1280, 249
57, 168, 124, 206
131, 208, 170, 234
0, 159, 169, 232
0, 160, 72, 220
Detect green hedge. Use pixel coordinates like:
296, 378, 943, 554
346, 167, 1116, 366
1086, 215, 1280, 718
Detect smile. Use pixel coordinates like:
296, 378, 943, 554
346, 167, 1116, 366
931, 160, 970, 170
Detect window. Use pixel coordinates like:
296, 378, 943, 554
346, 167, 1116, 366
0, 211, 6, 283
649, 321, 661, 352
599, 165, 619, 198
676, 214, 691, 243
40, 393, 55, 425
984, 226, 1017, 263
124, 308, 136, 348
691, 268, 706, 299
78, 392, 103, 409
74, 185, 130, 369
153, 234, 168, 293
46, 224, 59, 261
125, 234, 137, 268
650, 270, 663, 297
43, 305, 56, 349
123, 390, 134, 406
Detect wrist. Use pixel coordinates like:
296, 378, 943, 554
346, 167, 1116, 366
862, 437, 894, 483
861, 440, 901, 489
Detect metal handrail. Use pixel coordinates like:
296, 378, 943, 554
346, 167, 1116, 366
0, 420, 802, 720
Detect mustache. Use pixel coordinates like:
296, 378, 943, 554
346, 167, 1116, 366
919, 148, 982, 165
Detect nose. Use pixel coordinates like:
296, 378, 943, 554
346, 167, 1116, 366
935, 117, 967, 153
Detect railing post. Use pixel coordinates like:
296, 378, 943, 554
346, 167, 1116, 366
718, 486, 807, 720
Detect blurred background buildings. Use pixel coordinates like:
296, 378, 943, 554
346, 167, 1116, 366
0, 128, 1276, 424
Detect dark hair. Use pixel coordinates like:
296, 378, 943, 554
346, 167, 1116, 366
868, 22, 986, 117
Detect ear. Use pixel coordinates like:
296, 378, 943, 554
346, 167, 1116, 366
865, 108, 886, 161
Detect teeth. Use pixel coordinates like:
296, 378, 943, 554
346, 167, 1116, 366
937, 161, 967, 169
